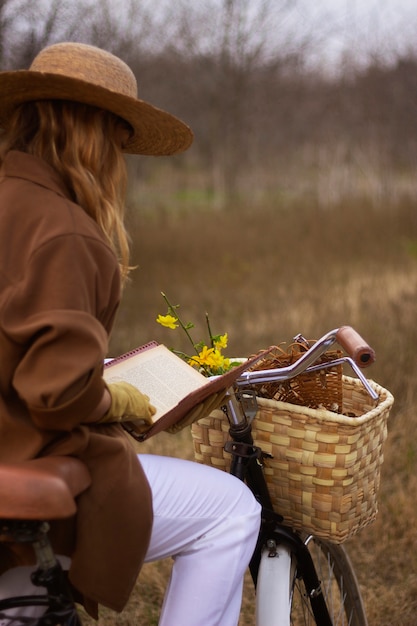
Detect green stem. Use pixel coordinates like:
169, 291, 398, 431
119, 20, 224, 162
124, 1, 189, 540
205, 312, 214, 348
161, 292, 199, 355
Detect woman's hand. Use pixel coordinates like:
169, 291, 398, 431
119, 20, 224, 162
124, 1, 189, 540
99, 381, 156, 427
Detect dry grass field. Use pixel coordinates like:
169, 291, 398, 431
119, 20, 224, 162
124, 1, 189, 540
82, 197, 417, 625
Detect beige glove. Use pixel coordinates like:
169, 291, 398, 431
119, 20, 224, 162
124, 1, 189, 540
166, 388, 229, 434
100, 381, 156, 434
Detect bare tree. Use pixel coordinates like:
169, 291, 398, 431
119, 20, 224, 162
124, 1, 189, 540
0, 0, 155, 69
160, 0, 309, 203
0, 0, 33, 67
75, 0, 157, 63
0, 0, 89, 69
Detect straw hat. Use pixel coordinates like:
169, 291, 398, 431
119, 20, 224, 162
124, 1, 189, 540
0, 42, 193, 156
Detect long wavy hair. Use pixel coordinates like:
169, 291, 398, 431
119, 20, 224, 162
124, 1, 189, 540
0, 100, 132, 281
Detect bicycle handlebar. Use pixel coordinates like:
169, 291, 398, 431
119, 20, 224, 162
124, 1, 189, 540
336, 326, 375, 367
226, 326, 379, 426
236, 326, 376, 389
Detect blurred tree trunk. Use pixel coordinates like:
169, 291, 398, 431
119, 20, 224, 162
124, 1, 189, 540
163, 0, 304, 207
0, 0, 86, 69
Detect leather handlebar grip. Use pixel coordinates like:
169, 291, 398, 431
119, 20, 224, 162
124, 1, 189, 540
336, 326, 375, 368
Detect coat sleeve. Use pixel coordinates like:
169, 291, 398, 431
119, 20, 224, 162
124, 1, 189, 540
0, 232, 121, 431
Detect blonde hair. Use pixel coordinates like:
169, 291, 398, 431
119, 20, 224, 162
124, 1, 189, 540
0, 100, 132, 281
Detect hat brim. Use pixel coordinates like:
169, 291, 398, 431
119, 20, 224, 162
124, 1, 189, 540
0, 71, 193, 156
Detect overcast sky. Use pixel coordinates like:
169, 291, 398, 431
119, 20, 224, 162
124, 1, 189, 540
295, 0, 417, 68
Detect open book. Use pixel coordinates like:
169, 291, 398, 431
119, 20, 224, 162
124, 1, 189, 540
104, 341, 268, 440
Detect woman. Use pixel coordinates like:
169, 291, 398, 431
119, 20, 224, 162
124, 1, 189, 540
0, 43, 261, 625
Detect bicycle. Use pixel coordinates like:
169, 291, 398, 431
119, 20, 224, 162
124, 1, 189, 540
0, 326, 392, 625
192, 325, 393, 626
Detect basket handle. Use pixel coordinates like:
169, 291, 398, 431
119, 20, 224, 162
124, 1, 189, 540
336, 326, 375, 368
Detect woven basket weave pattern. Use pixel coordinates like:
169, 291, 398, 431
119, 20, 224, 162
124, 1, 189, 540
191, 376, 393, 543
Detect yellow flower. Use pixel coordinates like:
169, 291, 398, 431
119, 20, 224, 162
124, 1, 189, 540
197, 345, 215, 366
188, 346, 231, 375
214, 333, 228, 350
210, 349, 231, 371
188, 346, 215, 368
156, 314, 179, 330
188, 355, 201, 368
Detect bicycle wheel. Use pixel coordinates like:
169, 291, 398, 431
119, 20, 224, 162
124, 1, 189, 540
290, 536, 368, 626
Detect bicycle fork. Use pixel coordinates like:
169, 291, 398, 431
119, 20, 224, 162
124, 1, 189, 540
262, 525, 333, 626
256, 541, 293, 625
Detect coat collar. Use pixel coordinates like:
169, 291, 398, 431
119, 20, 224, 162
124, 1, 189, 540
1, 150, 71, 199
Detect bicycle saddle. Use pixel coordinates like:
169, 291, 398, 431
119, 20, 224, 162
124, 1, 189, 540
0, 456, 91, 520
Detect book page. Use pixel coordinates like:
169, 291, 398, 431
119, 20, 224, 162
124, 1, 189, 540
104, 344, 209, 421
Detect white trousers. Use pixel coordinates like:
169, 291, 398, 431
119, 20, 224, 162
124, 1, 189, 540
141, 455, 261, 625
0, 455, 261, 626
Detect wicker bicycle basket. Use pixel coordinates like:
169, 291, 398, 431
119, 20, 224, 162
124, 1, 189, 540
191, 375, 394, 543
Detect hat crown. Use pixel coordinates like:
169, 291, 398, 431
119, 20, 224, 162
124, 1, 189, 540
30, 43, 138, 100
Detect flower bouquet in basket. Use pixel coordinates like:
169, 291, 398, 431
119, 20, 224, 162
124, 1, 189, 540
156, 292, 241, 377
157, 294, 394, 543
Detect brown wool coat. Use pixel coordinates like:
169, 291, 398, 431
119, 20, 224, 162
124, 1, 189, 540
0, 151, 153, 615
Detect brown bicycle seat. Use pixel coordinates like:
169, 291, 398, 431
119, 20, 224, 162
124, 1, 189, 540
0, 456, 91, 520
